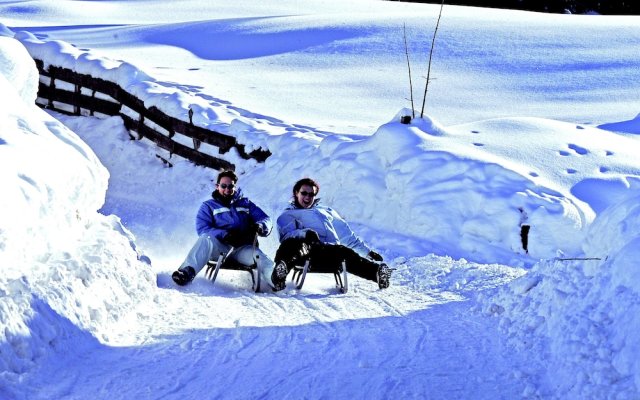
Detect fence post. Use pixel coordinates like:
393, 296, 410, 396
138, 112, 145, 140
74, 84, 81, 115
188, 107, 200, 149
48, 68, 55, 109
90, 89, 96, 116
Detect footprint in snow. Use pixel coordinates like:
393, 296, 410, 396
568, 143, 589, 155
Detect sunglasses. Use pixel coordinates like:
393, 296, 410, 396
219, 183, 235, 189
299, 191, 316, 197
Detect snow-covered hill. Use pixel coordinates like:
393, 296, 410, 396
2, 1, 640, 398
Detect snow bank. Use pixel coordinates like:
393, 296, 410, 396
482, 195, 640, 397
0, 37, 155, 388
0, 23, 13, 38
0, 36, 38, 104
245, 112, 592, 266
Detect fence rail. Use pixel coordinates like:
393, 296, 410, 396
33, 59, 270, 170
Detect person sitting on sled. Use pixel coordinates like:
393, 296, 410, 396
172, 170, 278, 288
271, 177, 392, 291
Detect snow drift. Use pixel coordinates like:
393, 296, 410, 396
0, 36, 155, 394
483, 195, 640, 398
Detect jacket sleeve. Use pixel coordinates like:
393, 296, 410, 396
277, 211, 307, 242
248, 200, 273, 236
195, 202, 227, 240
330, 208, 371, 257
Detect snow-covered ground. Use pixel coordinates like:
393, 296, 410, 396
2, 1, 640, 398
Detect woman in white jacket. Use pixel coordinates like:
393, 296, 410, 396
272, 178, 392, 291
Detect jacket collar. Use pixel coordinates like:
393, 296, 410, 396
212, 188, 243, 205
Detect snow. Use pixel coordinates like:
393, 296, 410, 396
2, 1, 640, 398
0, 34, 155, 396
482, 197, 640, 397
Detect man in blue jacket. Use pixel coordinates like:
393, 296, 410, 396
172, 170, 276, 288
273, 177, 392, 291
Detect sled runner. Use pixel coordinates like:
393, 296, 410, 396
291, 259, 348, 294
204, 248, 261, 293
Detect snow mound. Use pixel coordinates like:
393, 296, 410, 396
482, 194, 640, 398
0, 23, 13, 38
0, 36, 38, 104
248, 113, 590, 266
0, 37, 156, 385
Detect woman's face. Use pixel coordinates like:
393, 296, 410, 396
295, 184, 317, 209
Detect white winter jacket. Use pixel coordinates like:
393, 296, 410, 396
276, 200, 371, 257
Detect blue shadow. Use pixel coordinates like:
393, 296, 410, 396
4, 294, 528, 399
143, 17, 362, 60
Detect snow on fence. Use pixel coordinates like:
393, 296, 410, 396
33, 59, 271, 170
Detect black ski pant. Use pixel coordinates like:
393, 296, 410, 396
275, 238, 379, 282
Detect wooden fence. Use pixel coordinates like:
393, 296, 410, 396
33, 59, 271, 170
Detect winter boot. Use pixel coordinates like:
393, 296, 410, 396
271, 261, 289, 292
172, 266, 196, 286
377, 263, 392, 289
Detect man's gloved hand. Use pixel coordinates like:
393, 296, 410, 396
305, 229, 320, 244
368, 250, 383, 262
254, 222, 269, 237
223, 229, 242, 246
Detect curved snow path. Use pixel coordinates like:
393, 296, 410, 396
18, 264, 531, 400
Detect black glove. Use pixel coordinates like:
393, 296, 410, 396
223, 229, 242, 246
368, 250, 383, 262
254, 222, 269, 237
305, 229, 320, 244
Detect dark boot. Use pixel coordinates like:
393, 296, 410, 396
172, 266, 196, 286
377, 263, 392, 289
271, 261, 288, 292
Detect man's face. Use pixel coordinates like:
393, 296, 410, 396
217, 176, 236, 198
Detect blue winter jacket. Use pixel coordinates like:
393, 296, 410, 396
276, 199, 371, 257
196, 189, 272, 247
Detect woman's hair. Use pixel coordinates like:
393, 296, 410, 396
292, 177, 319, 195
217, 169, 238, 184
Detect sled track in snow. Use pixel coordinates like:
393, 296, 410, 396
19, 270, 533, 399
